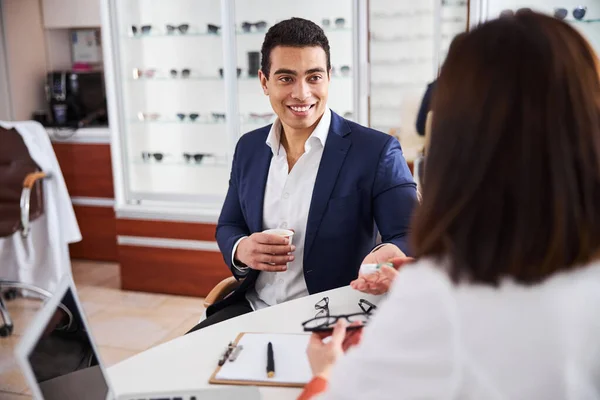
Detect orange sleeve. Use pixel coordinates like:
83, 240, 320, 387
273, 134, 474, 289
297, 376, 328, 400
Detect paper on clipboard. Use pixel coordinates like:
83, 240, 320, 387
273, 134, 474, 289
213, 333, 312, 386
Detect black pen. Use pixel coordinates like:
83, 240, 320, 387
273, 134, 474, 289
267, 342, 275, 378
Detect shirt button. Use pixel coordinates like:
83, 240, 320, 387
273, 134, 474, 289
282, 192, 290, 199
278, 279, 284, 284
281, 222, 288, 228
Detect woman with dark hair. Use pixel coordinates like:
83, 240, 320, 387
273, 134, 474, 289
300, 11, 600, 399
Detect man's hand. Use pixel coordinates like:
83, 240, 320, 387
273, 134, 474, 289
234, 232, 295, 272
351, 244, 414, 295
361, 243, 406, 265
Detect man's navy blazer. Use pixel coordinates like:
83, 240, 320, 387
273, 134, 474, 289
209, 111, 417, 316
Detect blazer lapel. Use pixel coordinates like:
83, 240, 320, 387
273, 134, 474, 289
246, 134, 273, 233
303, 112, 352, 263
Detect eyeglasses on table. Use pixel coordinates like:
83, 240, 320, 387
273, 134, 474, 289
302, 297, 377, 332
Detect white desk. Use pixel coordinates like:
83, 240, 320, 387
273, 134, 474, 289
108, 286, 383, 400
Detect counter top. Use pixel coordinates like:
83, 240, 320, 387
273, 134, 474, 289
46, 126, 110, 144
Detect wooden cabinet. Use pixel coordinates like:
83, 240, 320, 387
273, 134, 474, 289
52, 140, 117, 261
42, 0, 101, 28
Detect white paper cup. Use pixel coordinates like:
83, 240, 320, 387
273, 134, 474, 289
262, 228, 294, 244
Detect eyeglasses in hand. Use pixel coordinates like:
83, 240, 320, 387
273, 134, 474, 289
166, 23, 189, 34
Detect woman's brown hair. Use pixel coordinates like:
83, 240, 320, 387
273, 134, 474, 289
411, 11, 600, 285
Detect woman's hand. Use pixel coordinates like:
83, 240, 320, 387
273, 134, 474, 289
306, 320, 363, 379
351, 256, 414, 295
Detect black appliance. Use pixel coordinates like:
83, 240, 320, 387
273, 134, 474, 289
46, 71, 108, 128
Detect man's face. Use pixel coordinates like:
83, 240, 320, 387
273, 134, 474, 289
259, 46, 330, 133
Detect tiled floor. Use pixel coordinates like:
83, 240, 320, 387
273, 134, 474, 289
0, 260, 205, 399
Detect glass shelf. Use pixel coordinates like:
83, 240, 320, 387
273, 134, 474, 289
129, 77, 223, 82
133, 159, 230, 168
568, 18, 600, 24
234, 27, 352, 35
130, 120, 227, 125
125, 32, 221, 39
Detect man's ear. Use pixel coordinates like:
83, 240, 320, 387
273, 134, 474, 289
258, 70, 269, 95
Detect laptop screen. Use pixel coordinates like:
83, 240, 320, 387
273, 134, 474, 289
26, 286, 109, 400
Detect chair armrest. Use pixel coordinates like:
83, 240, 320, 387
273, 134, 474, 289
203, 276, 241, 308
20, 171, 49, 238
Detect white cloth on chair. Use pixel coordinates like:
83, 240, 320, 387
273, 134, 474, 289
0, 120, 81, 292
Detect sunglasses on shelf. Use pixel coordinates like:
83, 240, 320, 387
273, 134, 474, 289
137, 112, 160, 121
331, 66, 351, 76
241, 21, 267, 32
212, 112, 226, 121
131, 25, 152, 36
166, 23, 189, 34
554, 6, 587, 20
219, 68, 242, 78
141, 152, 164, 162
249, 112, 275, 121
170, 69, 191, 78
207, 24, 221, 34
176, 113, 200, 121
321, 18, 346, 28
132, 68, 156, 79
183, 153, 213, 163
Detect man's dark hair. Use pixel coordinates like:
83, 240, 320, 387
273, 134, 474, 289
411, 12, 600, 285
260, 17, 331, 79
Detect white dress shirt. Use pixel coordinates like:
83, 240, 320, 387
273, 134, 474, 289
233, 108, 332, 310
318, 258, 600, 400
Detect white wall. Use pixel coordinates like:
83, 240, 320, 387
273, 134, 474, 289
0, 0, 12, 120
3, 0, 48, 120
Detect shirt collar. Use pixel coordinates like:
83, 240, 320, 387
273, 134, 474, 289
265, 107, 331, 156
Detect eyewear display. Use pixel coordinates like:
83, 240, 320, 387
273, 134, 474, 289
170, 69, 191, 78
141, 152, 164, 162
331, 66, 351, 76
207, 24, 221, 34
241, 21, 267, 32
166, 23, 189, 34
183, 153, 213, 163
321, 18, 346, 28
132, 68, 156, 79
302, 298, 375, 332
249, 112, 275, 122
137, 112, 160, 121
554, 6, 587, 20
131, 25, 152, 36
176, 113, 200, 121
212, 112, 226, 121
219, 68, 242, 78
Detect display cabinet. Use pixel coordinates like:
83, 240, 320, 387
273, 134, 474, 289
368, 0, 469, 163
471, 0, 599, 58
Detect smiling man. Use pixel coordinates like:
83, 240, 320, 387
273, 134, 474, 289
189, 17, 417, 331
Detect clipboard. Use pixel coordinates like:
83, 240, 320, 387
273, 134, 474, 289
209, 332, 312, 388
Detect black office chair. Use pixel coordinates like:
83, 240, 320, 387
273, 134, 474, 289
0, 126, 52, 337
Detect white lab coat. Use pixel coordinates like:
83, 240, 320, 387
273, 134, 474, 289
0, 120, 81, 292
